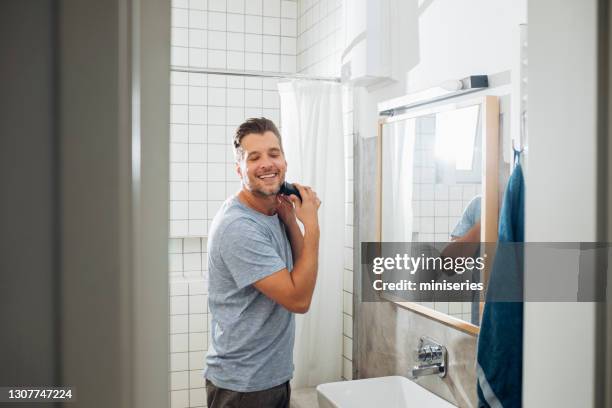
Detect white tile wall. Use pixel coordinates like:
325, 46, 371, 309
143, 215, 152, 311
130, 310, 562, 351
171, 0, 297, 73
170, 70, 282, 238
296, 0, 344, 76
169, 238, 210, 408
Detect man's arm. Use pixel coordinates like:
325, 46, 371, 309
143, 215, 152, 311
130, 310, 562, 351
253, 184, 320, 313
441, 222, 481, 259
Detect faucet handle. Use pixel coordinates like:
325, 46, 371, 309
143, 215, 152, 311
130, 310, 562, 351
429, 345, 443, 361
416, 347, 427, 362
412, 337, 447, 378
416, 341, 443, 362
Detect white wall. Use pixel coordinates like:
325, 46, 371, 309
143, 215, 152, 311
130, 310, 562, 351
406, 0, 526, 92
523, 0, 600, 406
353, 0, 526, 143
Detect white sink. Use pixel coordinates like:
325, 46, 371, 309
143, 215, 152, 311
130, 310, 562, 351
316, 376, 456, 408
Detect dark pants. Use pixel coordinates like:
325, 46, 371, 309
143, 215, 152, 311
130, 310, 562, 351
206, 379, 291, 408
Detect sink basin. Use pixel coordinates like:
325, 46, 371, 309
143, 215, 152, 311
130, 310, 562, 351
316, 376, 456, 408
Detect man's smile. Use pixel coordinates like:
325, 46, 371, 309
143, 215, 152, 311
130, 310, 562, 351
258, 172, 279, 180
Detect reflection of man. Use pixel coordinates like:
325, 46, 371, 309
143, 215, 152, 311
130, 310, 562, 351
204, 118, 321, 408
441, 195, 481, 258
451, 195, 481, 242
443, 195, 481, 324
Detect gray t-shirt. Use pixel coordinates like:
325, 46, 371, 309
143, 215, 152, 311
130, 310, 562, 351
451, 195, 481, 238
204, 195, 295, 392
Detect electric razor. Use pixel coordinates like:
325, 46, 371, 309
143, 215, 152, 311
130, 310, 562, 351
279, 181, 302, 201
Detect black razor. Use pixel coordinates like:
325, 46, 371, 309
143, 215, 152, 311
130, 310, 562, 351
279, 181, 302, 201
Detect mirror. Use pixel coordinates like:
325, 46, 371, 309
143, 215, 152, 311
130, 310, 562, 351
377, 96, 499, 333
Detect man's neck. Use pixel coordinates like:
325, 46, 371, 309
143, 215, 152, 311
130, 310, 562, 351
238, 189, 277, 216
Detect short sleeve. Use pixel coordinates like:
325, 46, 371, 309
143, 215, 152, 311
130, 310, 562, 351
451, 196, 481, 238
219, 218, 287, 289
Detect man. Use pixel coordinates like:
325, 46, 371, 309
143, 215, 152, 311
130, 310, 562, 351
204, 118, 321, 407
450, 195, 481, 242
442, 195, 482, 256
442, 195, 482, 324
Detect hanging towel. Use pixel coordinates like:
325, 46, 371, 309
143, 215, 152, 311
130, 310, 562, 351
477, 163, 525, 408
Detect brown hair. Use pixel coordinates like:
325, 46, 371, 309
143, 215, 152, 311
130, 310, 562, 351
233, 117, 283, 161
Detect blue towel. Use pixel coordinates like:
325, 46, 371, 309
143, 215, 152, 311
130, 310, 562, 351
477, 163, 525, 408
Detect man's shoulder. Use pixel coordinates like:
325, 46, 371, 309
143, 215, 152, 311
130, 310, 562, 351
216, 212, 261, 237
209, 201, 266, 244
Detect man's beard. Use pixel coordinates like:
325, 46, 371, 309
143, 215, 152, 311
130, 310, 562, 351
252, 184, 281, 197
244, 175, 284, 197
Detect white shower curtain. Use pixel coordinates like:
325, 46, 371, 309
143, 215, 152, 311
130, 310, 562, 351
278, 80, 344, 388
381, 119, 416, 241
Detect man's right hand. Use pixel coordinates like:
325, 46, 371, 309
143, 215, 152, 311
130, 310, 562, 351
255, 183, 321, 314
287, 183, 321, 230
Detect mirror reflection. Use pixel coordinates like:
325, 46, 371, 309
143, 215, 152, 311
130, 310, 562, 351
380, 102, 494, 325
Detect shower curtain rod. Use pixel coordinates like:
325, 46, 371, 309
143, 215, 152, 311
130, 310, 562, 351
171, 65, 341, 82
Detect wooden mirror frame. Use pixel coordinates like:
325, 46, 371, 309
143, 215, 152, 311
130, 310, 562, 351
376, 95, 499, 336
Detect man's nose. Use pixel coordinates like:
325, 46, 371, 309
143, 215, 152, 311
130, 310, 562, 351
258, 155, 275, 169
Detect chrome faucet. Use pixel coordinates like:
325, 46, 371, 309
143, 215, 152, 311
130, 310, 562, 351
410, 337, 447, 379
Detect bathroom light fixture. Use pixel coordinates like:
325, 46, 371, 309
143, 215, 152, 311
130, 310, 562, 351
378, 75, 489, 116
439, 79, 463, 91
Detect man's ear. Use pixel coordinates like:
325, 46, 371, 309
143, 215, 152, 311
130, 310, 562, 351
236, 162, 243, 178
